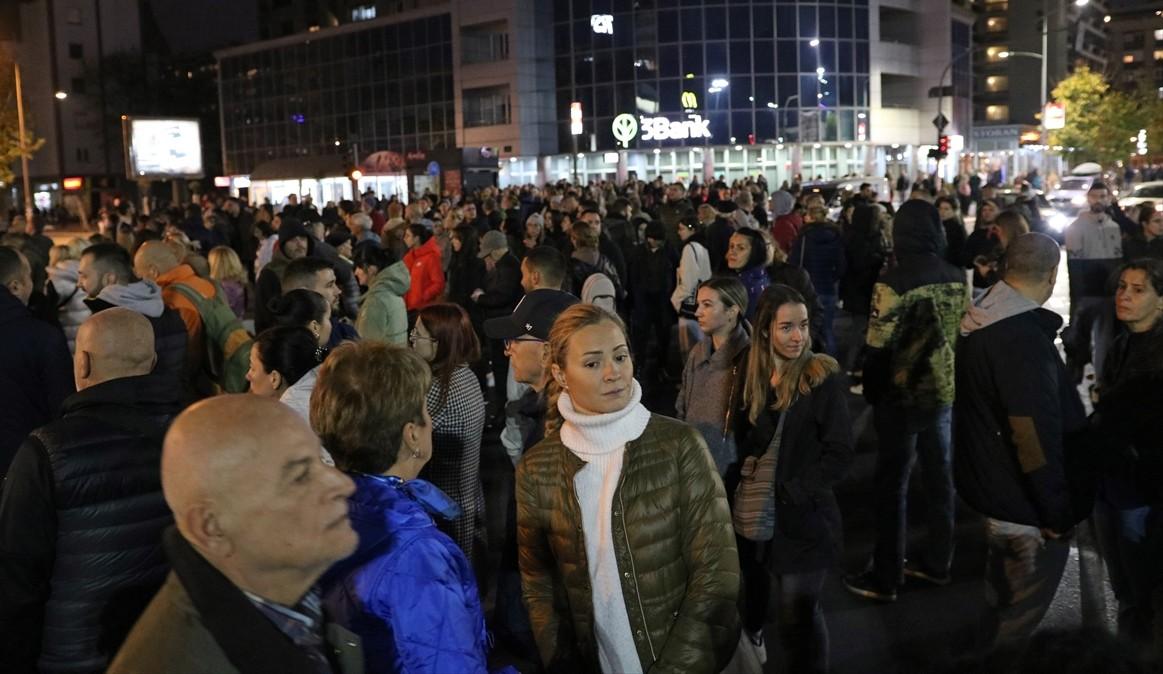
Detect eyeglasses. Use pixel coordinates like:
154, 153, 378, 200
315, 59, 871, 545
504, 336, 544, 349
409, 329, 436, 344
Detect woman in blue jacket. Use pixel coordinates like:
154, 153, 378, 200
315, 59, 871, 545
312, 341, 515, 674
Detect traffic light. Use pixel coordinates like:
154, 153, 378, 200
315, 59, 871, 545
928, 134, 949, 160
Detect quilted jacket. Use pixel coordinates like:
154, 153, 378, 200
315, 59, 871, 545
515, 414, 740, 674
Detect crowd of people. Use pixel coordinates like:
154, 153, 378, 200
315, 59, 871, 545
0, 167, 1160, 674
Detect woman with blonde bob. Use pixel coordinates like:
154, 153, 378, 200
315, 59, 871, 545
733, 284, 853, 673
516, 303, 740, 674
313, 342, 513, 674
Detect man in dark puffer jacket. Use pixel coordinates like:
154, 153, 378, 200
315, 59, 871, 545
0, 309, 179, 674
78, 243, 191, 406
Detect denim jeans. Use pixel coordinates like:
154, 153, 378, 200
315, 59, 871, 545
872, 404, 955, 587
738, 536, 829, 674
980, 519, 1069, 647
818, 293, 839, 358
1094, 499, 1163, 646
1065, 295, 1116, 382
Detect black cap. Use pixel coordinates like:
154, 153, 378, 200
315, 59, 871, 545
484, 289, 579, 341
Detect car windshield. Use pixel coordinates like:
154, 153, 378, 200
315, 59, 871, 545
1057, 178, 1091, 191
1132, 185, 1163, 198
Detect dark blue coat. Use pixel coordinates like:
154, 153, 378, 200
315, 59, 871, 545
321, 474, 513, 674
790, 222, 846, 296
0, 289, 74, 477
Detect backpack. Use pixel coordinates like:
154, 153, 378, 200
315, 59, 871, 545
171, 281, 254, 394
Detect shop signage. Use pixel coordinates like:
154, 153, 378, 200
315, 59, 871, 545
570, 102, 583, 136
590, 14, 613, 35
612, 114, 638, 146
971, 125, 1023, 140
681, 91, 698, 109
406, 150, 427, 162
1043, 103, 1066, 130
613, 113, 711, 146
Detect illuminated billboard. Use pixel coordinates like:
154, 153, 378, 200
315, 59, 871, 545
123, 117, 204, 179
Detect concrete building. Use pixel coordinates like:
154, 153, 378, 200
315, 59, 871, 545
1, 0, 141, 216
1106, 5, 1163, 95
971, 0, 1110, 178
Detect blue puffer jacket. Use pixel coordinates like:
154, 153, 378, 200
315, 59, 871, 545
736, 264, 770, 321
321, 474, 515, 674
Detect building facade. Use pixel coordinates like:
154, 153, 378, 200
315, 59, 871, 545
2, 0, 141, 217
971, 0, 1109, 178
504, 0, 975, 187
218, 0, 977, 202
1106, 6, 1163, 95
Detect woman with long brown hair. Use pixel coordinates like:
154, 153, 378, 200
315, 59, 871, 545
516, 303, 740, 674
734, 284, 853, 673
410, 303, 487, 565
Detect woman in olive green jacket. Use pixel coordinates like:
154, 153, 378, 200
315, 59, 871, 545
515, 303, 740, 674
352, 242, 410, 345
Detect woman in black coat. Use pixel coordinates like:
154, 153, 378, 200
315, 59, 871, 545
1092, 259, 1163, 651
732, 284, 853, 674
838, 204, 888, 374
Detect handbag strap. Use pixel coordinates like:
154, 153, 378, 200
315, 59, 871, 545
686, 243, 706, 303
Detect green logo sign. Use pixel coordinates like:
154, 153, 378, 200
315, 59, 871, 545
612, 114, 638, 146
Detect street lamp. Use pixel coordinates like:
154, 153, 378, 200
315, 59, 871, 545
54, 91, 68, 100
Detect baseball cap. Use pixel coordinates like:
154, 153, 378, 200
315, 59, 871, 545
484, 289, 579, 341
478, 230, 508, 258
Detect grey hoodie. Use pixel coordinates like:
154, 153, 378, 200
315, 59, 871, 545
771, 190, 795, 218
95, 280, 166, 318
959, 281, 1039, 337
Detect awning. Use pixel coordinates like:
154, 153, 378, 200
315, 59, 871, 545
248, 155, 350, 181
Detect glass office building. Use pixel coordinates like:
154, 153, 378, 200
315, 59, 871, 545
503, 0, 878, 184
218, 12, 455, 178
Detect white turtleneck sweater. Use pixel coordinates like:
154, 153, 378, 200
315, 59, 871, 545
558, 380, 652, 674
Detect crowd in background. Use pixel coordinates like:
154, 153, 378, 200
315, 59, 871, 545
0, 163, 1160, 674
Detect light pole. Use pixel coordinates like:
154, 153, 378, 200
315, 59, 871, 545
707, 78, 729, 183
14, 63, 33, 224
769, 94, 802, 179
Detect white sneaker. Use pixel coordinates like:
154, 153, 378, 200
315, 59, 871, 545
746, 629, 767, 666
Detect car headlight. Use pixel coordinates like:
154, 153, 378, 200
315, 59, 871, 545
1070, 195, 1086, 206
1048, 212, 1070, 232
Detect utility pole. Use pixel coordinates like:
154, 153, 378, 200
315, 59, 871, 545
14, 63, 34, 224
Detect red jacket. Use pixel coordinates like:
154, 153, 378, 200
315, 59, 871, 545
771, 212, 802, 255
403, 237, 444, 311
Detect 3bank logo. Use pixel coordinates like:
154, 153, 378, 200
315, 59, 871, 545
611, 113, 711, 147
612, 114, 639, 146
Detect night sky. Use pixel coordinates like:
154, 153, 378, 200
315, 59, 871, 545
145, 0, 258, 55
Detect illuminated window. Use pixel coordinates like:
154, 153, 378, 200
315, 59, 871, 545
985, 105, 1009, 121
986, 46, 1008, 62
1155, 29, 1163, 41
985, 75, 1009, 93
1125, 54, 1136, 63
986, 17, 1007, 32
1155, 50, 1163, 61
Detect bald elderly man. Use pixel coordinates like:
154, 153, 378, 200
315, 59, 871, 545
109, 396, 364, 674
0, 308, 179, 674
134, 240, 221, 397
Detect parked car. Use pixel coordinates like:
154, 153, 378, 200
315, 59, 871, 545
1118, 181, 1163, 212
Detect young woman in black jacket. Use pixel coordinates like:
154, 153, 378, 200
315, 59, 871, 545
733, 284, 853, 674
1092, 259, 1163, 650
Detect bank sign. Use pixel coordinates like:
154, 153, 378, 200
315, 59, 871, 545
612, 113, 711, 147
